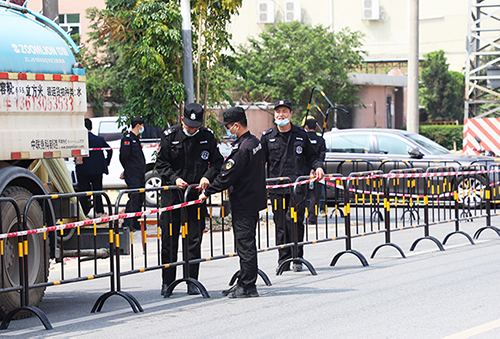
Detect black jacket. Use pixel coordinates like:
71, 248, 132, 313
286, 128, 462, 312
77, 132, 112, 176
205, 131, 267, 215
119, 132, 146, 178
306, 131, 326, 161
260, 124, 323, 182
156, 124, 223, 202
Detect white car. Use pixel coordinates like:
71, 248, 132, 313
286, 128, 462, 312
72, 117, 163, 206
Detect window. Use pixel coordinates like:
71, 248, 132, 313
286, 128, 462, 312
59, 14, 80, 35
376, 134, 411, 155
325, 133, 370, 153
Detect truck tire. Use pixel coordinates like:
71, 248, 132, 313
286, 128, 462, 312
144, 169, 161, 207
0, 186, 48, 319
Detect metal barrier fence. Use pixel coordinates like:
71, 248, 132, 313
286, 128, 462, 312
3, 162, 500, 330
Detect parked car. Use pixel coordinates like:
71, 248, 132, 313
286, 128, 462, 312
69, 117, 163, 207
322, 128, 496, 208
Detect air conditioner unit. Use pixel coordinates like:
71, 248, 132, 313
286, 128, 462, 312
362, 0, 380, 21
257, 1, 275, 24
284, 0, 301, 22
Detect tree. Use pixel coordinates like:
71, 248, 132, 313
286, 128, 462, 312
87, 0, 242, 134
232, 22, 365, 127
421, 50, 464, 123
98, 0, 185, 128
78, 7, 133, 117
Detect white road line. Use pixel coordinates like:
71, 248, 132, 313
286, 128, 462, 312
444, 318, 500, 338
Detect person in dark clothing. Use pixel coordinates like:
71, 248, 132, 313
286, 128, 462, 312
304, 118, 326, 224
199, 107, 267, 298
77, 118, 112, 217
260, 100, 325, 273
156, 103, 223, 297
119, 116, 146, 231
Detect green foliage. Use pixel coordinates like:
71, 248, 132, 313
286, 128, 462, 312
98, 0, 185, 128
419, 125, 463, 150
233, 22, 365, 128
77, 7, 132, 117
421, 50, 464, 123
82, 0, 242, 136
191, 0, 243, 138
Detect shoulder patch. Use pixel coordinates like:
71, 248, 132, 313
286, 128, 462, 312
262, 128, 273, 135
225, 159, 235, 170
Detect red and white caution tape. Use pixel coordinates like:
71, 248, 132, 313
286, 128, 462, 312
0, 198, 203, 240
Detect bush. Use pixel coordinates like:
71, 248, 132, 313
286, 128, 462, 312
419, 125, 463, 151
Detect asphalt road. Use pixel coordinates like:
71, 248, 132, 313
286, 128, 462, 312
2, 218, 500, 338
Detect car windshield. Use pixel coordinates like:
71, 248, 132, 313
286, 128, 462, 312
405, 133, 450, 155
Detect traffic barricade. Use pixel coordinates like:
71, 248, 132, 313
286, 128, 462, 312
162, 184, 209, 298
371, 168, 425, 259
470, 164, 500, 239
0, 191, 118, 330
329, 171, 379, 267
283, 175, 320, 275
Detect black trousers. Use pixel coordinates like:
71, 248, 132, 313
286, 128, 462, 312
160, 203, 206, 285
307, 182, 325, 222
77, 173, 104, 215
123, 174, 145, 230
271, 189, 306, 264
233, 212, 259, 288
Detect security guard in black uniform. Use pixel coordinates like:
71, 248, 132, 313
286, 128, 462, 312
304, 118, 326, 224
200, 107, 267, 298
261, 100, 325, 272
156, 103, 223, 297
119, 116, 146, 231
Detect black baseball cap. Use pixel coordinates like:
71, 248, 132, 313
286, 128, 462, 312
131, 116, 144, 128
274, 99, 292, 111
183, 103, 204, 128
219, 107, 247, 127
305, 118, 317, 129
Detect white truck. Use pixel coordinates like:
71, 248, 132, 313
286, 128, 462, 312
0, 1, 88, 317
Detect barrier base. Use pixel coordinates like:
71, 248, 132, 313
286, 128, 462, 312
473, 226, 500, 239
163, 278, 210, 298
371, 243, 406, 259
410, 236, 445, 252
277, 258, 317, 275
330, 250, 369, 267
229, 269, 272, 287
0, 306, 52, 330
91, 291, 143, 313
443, 231, 475, 245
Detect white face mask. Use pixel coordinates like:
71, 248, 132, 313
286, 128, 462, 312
183, 127, 199, 137
275, 118, 290, 127
225, 124, 238, 139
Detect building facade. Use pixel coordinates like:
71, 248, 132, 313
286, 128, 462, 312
228, 0, 469, 72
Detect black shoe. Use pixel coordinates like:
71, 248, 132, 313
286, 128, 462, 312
276, 263, 290, 274
187, 283, 200, 295
293, 263, 303, 272
222, 284, 239, 296
227, 285, 259, 298
161, 284, 172, 298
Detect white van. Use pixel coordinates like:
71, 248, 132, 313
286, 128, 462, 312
71, 117, 163, 206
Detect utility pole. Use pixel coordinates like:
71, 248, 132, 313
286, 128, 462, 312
407, 0, 419, 134
42, 0, 59, 23
180, 0, 195, 104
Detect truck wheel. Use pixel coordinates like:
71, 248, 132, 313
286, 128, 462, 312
144, 170, 161, 207
0, 186, 48, 319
